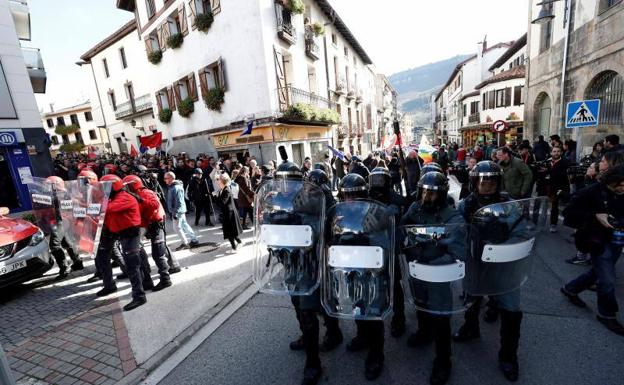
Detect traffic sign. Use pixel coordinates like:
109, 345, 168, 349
492, 120, 508, 133
566, 99, 600, 128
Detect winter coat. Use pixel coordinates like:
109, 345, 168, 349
104, 191, 141, 233
166, 180, 187, 216
532, 140, 550, 161
334, 157, 346, 178
217, 187, 243, 239
235, 175, 254, 208
499, 157, 533, 199
187, 176, 211, 203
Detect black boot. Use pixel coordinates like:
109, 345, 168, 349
430, 358, 452, 385
364, 352, 384, 381
290, 336, 305, 351
484, 302, 500, 323
346, 321, 368, 352
499, 310, 522, 382
407, 311, 433, 347
300, 311, 322, 385
152, 280, 172, 292
431, 315, 452, 385
364, 321, 385, 380
390, 316, 406, 338
453, 301, 481, 342
70, 260, 84, 271
123, 297, 147, 311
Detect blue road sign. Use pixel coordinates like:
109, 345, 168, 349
566, 99, 600, 128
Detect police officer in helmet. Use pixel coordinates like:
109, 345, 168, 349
368, 167, 409, 338
400, 171, 465, 385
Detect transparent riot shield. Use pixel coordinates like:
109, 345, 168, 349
63, 180, 112, 255
321, 200, 395, 320
465, 197, 548, 296
253, 179, 325, 295
27, 177, 61, 235
448, 175, 462, 208
399, 224, 472, 315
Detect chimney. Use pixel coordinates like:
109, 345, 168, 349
477, 35, 488, 56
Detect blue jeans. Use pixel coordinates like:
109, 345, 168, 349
565, 243, 623, 318
174, 214, 197, 245
332, 175, 341, 191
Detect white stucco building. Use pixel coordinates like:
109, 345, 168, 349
0, 0, 51, 213
112, 0, 383, 164
41, 102, 109, 156
79, 20, 157, 154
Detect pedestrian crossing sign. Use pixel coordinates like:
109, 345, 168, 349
566, 99, 600, 128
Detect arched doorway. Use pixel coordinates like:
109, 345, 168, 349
585, 70, 624, 125
534, 92, 551, 139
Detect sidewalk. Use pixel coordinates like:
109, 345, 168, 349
1, 220, 254, 385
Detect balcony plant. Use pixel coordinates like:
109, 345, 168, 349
167, 33, 184, 49
178, 97, 195, 117
507, 112, 520, 120
195, 12, 214, 32
159, 108, 173, 123
283, 103, 340, 124
312, 22, 325, 36
54, 124, 80, 135
59, 143, 86, 153
286, 0, 304, 14
148, 50, 163, 65
204, 87, 225, 111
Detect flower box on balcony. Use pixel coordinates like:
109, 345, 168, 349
59, 143, 85, 153
159, 108, 172, 123
204, 87, 225, 112
148, 50, 162, 65
167, 33, 183, 49
178, 97, 194, 117
195, 12, 214, 33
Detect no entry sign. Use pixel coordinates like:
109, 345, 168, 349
492, 120, 508, 133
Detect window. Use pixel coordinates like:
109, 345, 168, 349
193, 0, 212, 15
488, 90, 495, 109
482, 93, 488, 110
344, 47, 348, 57
102, 58, 110, 78
62, 134, 69, 144
56, 116, 65, 126
600, 0, 622, 12
108, 90, 117, 111
145, 30, 161, 55
585, 70, 624, 124
463, 104, 467, 117
89, 130, 97, 140
539, 3, 553, 53
51, 136, 59, 145
199, 58, 226, 97
470, 101, 479, 114
345, 66, 350, 90
84, 111, 93, 121
174, 73, 198, 103
146, 0, 156, 19
167, 6, 188, 37
331, 33, 337, 45
125, 82, 135, 102
70, 114, 80, 127
495, 88, 512, 107
333, 56, 339, 88
74, 131, 84, 144
156, 87, 175, 112
46, 118, 54, 128
513, 86, 524, 106
119, 47, 127, 69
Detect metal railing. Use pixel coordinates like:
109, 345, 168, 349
305, 37, 320, 60
278, 85, 335, 111
468, 113, 479, 124
115, 94, 153, 119
276, 16, 296, 44
21, 47, 43, 70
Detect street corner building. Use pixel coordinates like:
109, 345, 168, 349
89, 0, 397, 164
0, 0, 52, 214
525, 0, 624, 155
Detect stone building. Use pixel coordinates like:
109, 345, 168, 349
525, 0, 624, 156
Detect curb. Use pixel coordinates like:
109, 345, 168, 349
117, 277, 255, 385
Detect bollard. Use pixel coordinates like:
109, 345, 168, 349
0, 342, 16, 385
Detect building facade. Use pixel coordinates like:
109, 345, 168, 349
41, 102, 109, 156
461, 35, 527, 147
525, 0, 624, 157
80, 21, 157, 154
375, 74, 398, 151
0, 0, 50, 213
113, 0, 384, 165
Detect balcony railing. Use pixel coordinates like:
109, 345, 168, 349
277, 85, 335, 112
115, 94, 153, 120
10, 0, 30, 41
276, 10, 296, 45
468, 113, 479, 124
305, 37, 320, 60
21, 47, 45, 93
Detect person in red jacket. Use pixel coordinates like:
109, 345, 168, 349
124, 175, 172, 291
98, 175, 147, 311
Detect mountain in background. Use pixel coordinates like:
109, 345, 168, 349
389, 54, 471, 126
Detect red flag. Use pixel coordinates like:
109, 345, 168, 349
139, 132, 163, 149
130, 144, 138, 157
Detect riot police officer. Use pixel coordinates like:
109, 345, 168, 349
337, 173, 386, 381
368, 167, 409, 337
453, 161, 524, 382
400, 171, 465, 385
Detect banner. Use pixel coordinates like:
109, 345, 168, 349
139, 132, 163, 149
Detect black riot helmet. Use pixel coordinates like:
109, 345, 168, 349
339, 173, 368, 201
306, 169, 330, 187
368, 167, 392, 200
313, 162, 329, 174
420, 162, 443, 176
276, 160, 303, 180
469, 161, 502, 204
417, 171, 449, 212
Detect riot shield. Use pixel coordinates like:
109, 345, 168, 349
465, 197, 548, 296
253, 179, 325, 296
62, 180, 112, 255
321, 200, 395, 320
399, 224, 472, 315
27, 177, 62, 235
448, 175, 462, 208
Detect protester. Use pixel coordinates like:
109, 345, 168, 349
215, 173, 243, 251
533, 135, 550, 161
187, 168, 214, 227
235, 166, 254, 230
164, 172, 198, 250
496, 147, 533, 199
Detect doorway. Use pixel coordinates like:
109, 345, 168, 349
291, 143, 304, 166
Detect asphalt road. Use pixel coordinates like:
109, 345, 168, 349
159, 228, 624, 385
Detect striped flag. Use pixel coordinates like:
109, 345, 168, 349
418, 135, 435, 164
327, 145, 345, 161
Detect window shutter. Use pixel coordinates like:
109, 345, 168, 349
218, 57, 227, 91
156, 92, 162, 113
167, 86, 176, 111
188, 72, 198, 101
158, 24, 166, 51
504, 87, 512, 107
188, 0, 197, 29
161, 22, 170, 50
211, 0, 221, 15
199, 68, 208, 98
513, 86, 522, 106
179, 3, 189, 36
173, 81, 182, 104
489, 90, 495, 109
145, 37, 153, 55
482, 93, 487, 110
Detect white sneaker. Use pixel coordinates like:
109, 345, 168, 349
549, 225, 557, 233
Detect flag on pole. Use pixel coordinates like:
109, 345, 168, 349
129, 144, 138, 157
139, 132, 163, 148
418, 135, 435, 164
240, 120, 253, 136
327, 145, 345, 161
164, 129, 174, 154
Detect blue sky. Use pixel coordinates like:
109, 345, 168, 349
28, 0, 528, 112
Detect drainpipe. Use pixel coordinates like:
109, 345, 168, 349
558, 0, 571, 144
